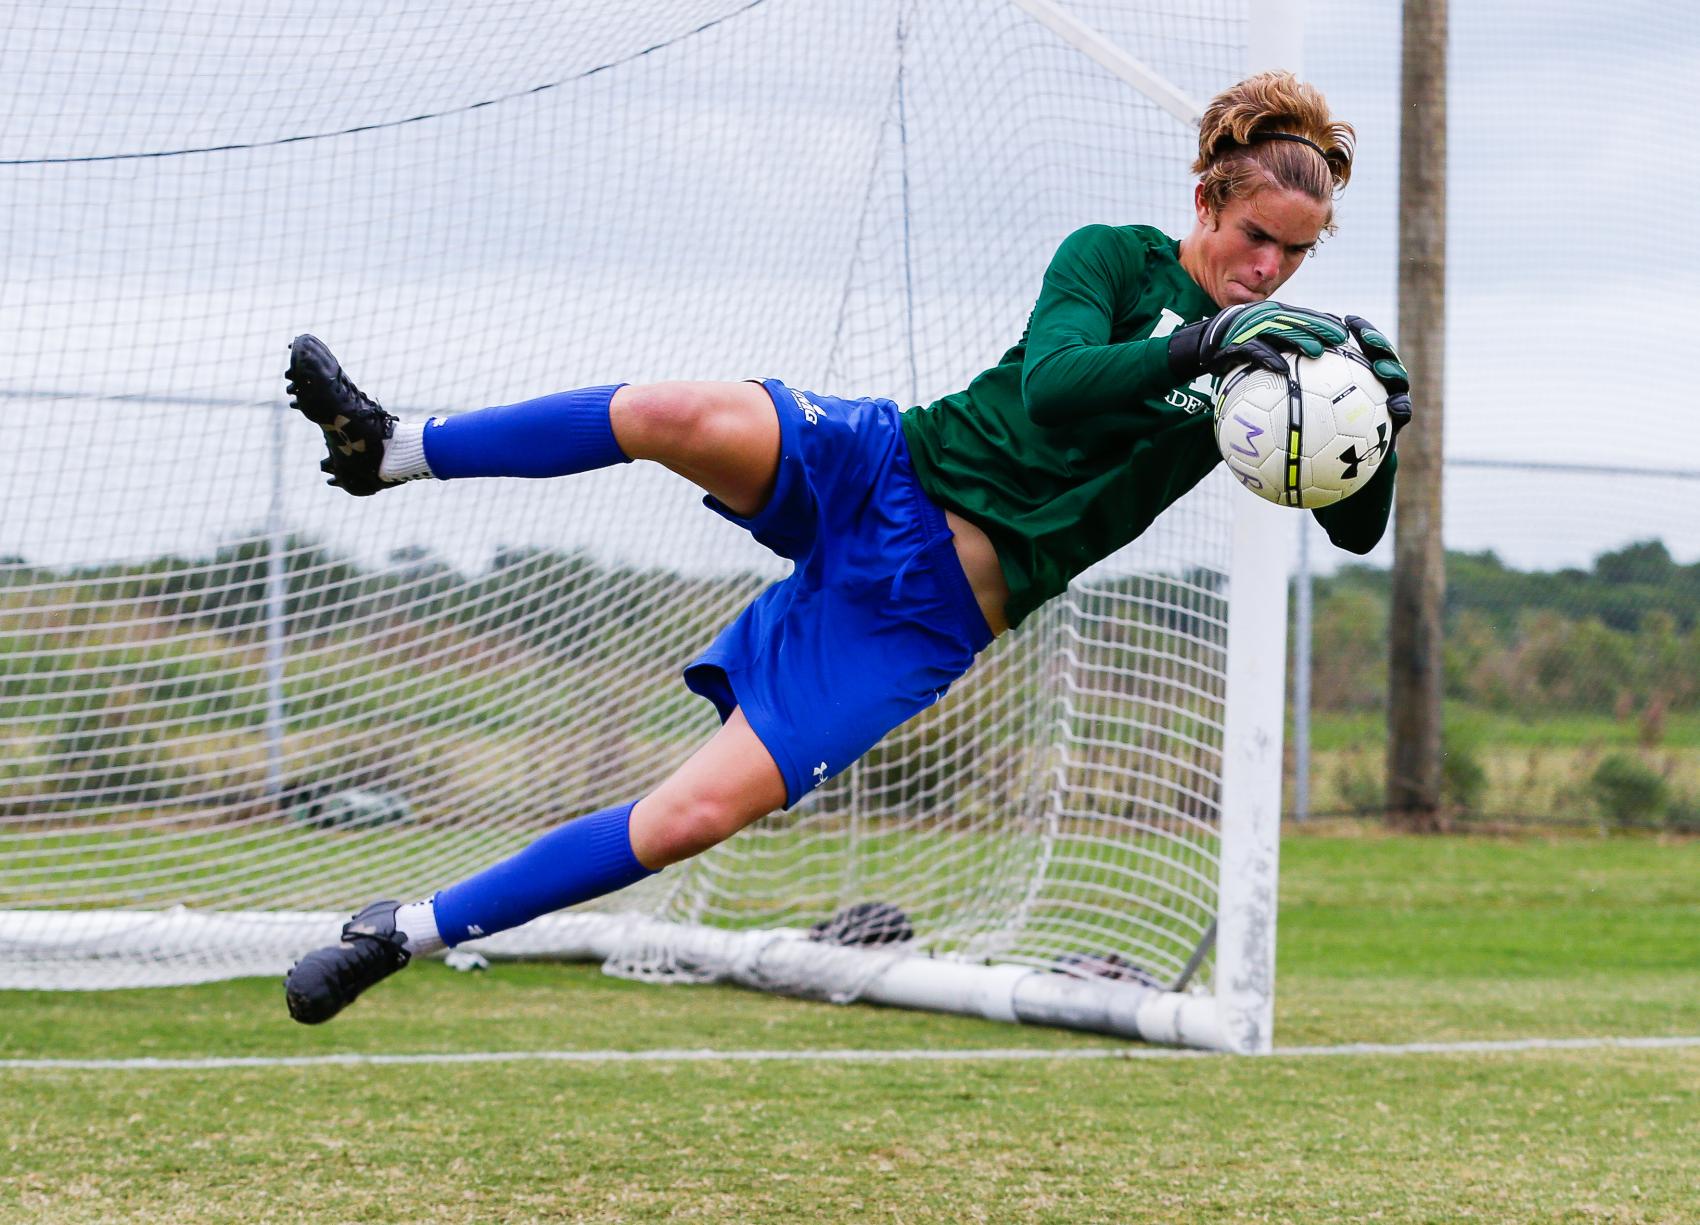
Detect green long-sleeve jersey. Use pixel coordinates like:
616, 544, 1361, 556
900, 222, 1396, 628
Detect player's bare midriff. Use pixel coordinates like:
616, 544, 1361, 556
944, 509, 1010, 637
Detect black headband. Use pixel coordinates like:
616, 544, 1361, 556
1256, 131, 1329, 160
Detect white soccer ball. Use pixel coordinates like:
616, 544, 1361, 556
1212, 344, 1393, 508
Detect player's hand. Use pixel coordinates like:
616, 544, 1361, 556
1344, 315, 1412, 437
1168, 300, 1350, 379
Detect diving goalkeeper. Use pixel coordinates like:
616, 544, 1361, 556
284, 70, 1410, 1023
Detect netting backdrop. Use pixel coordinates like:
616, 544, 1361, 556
0, 0, 1250, 987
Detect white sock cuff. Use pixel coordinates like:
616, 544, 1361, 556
379, 420, 437, 482
395, 898, 446, 956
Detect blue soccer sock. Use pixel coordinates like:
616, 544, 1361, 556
431, 802, 655, 946
420, 384, 631, 480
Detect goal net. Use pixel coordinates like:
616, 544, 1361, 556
0, 0, 1286, 1051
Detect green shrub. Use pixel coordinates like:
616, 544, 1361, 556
1588, 753, 1668, 829
1440, 728, 1488, 814
1662, 791, 1700, 834
1331, 749, 1384, 814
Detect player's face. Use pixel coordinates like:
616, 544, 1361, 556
1185, 185, 1331, 307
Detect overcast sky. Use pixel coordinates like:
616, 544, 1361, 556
1284, 0, 1700, 568
1, 0, 1695, 576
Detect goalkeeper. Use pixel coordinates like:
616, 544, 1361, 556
284, 70, 1409, 1023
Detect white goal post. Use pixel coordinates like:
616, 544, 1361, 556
0, 1, 1298, 1053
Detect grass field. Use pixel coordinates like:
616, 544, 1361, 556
3, 832, 1698, 1223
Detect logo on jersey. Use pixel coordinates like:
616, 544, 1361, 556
1151, 308, 1216, 415
1166, 382, 1213, 415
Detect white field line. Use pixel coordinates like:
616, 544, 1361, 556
4, 1035, 1699, 1072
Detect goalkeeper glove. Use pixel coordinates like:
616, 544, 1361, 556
1167, 300, 1350, 380
1344, 315, 1413, 437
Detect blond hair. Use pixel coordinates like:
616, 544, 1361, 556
1193, 71, 1355, 230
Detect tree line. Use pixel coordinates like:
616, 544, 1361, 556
1308, 539, 1700, 718
10, 534, 1689, 723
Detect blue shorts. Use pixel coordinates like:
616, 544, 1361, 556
684, 379, 994, 808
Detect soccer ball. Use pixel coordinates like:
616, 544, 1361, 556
1213, 344, 1393, 508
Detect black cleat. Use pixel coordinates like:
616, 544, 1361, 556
286, 334, 399, 496
285, 899, 412, 1024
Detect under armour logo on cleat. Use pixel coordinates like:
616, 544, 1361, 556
813, 761, 828, 783
467, 924, 485, 937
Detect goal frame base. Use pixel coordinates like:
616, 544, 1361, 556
0, 909, 1242, 1051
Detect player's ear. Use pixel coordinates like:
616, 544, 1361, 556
1193, 183, 1216, 230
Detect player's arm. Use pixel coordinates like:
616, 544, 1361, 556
1312, 449, 1397, 553
1019, 226, 1187, 427
1311, 315, 1411, 553
1021, 227, 1352, 429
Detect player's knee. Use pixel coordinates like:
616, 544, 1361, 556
638, 788, 766, 867
613, 382, 740, 462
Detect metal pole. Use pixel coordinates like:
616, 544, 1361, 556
1293, 517, 1312, 822
896, 1, 919, 408
1007, 0, 1204, 123
264, 398, 289, 809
